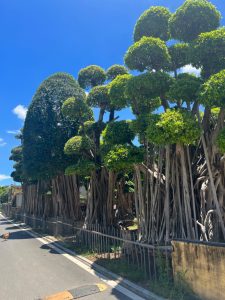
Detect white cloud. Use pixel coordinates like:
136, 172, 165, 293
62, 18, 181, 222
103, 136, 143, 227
0, 138, 6, 147
180, 64, 201, 77
13, 105, 28, 120
0, 174, 11, 181
7, 130, 20, 135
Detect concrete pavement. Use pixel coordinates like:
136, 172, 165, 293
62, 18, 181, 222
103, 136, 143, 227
0, 215, 134, 300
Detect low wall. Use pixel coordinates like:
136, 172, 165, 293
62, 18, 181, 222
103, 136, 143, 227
172, 240, 225, 300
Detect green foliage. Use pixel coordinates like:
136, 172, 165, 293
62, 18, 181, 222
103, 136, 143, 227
169, 0, 221, 42
134, 6, 171, 42
104, 145, 144, 171
0, 186, 10, 204
126, 72, 174, 114
124, 36, 171, 72
79, 120, 95, 135
147, 109, 201, 145
102, 121, 135, 145
168, 73, 202, 104
109, 74, 132, 110
192, 27, 225, 78
106, 65, 128, 81
199, 70, 225, 107
23, 73, 86, 180
130, 114, 151, 143
168, 43, 190, 71
64, 135, 94, 156
87, 85, 110, 109
62, 97, 93, 123
217, 127, 225, 153
9, 146, 23, 162
78, 65, 106, 89
65, 160, 96, 176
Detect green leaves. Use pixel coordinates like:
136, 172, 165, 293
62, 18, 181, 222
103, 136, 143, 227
87, 85, 110, 109
199, 70, 225, 107
217, 127, 225, 153
65, 160, 96, 176
168, 73, 202, 104
104, 145, 144, 172
62, 97, 93, 123
192, 27, 225, 78
64, 135, 94, 156
106, 65, 128, 81
134, 6, 171, 42
169, 0, 221, 42
147, 109, 201, 145
78, 65, 106, 89
124, 36, 171, 72
102, 121, 135, 145
126, 72, 173, 114
109, 74, 132, 110
23, 73, 85, 180
167, 43, 190, 71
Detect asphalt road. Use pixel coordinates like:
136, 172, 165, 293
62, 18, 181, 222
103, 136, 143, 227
0, 216, 132, 300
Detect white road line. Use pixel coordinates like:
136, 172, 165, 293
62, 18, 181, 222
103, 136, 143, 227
0, 214, 145, 300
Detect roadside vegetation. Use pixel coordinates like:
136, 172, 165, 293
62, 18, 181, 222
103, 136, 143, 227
8, 0, 225, 298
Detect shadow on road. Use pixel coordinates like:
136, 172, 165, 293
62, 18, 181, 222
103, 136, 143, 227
40, 243, 59, 254
3, 230, 35, 240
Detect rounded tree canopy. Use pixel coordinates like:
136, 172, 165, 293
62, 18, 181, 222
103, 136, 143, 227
126, 72, 174, 114
102, 120, 135, 145
109, 74, 132, 110
124, 36, 171, 72
78, 65, 106, 89
199, 70, 225, 107
103, 145, 144, 172
168, 73, 202, 104
62, 97, 93, 123
106, 65, 128, 81
9, 146, 22, 162
169, 0, 221, 42
87, 85, 110, 109
134, 6, 171, 42
64, 135, 94, 156
192, 27, 225, 78
147, 109, 201, 145
167, 43, 190, 71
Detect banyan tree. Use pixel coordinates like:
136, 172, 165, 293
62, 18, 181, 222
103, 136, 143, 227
10, 0, 225, 245
15, 73, 89, 219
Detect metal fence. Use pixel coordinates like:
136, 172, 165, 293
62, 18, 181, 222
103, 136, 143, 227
7, 210, 173, 283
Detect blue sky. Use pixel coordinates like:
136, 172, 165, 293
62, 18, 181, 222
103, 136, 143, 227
0, 0, 224, 185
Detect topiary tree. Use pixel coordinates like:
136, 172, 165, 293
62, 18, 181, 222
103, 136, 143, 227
106, 64, 128, 81
169, 0, 221, 42
192, 28, 225, 79
134, 6, 171, 42
23, 73, 87, 181
78, 65, 106, 89
124, 36, 171, 72
108, 74, 132, 110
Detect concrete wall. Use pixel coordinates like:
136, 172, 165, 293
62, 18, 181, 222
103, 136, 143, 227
16, 193, 23, 208
172, 240, 225, 300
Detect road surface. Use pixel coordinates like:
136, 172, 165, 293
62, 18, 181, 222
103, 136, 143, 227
0, 215, 133, 300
